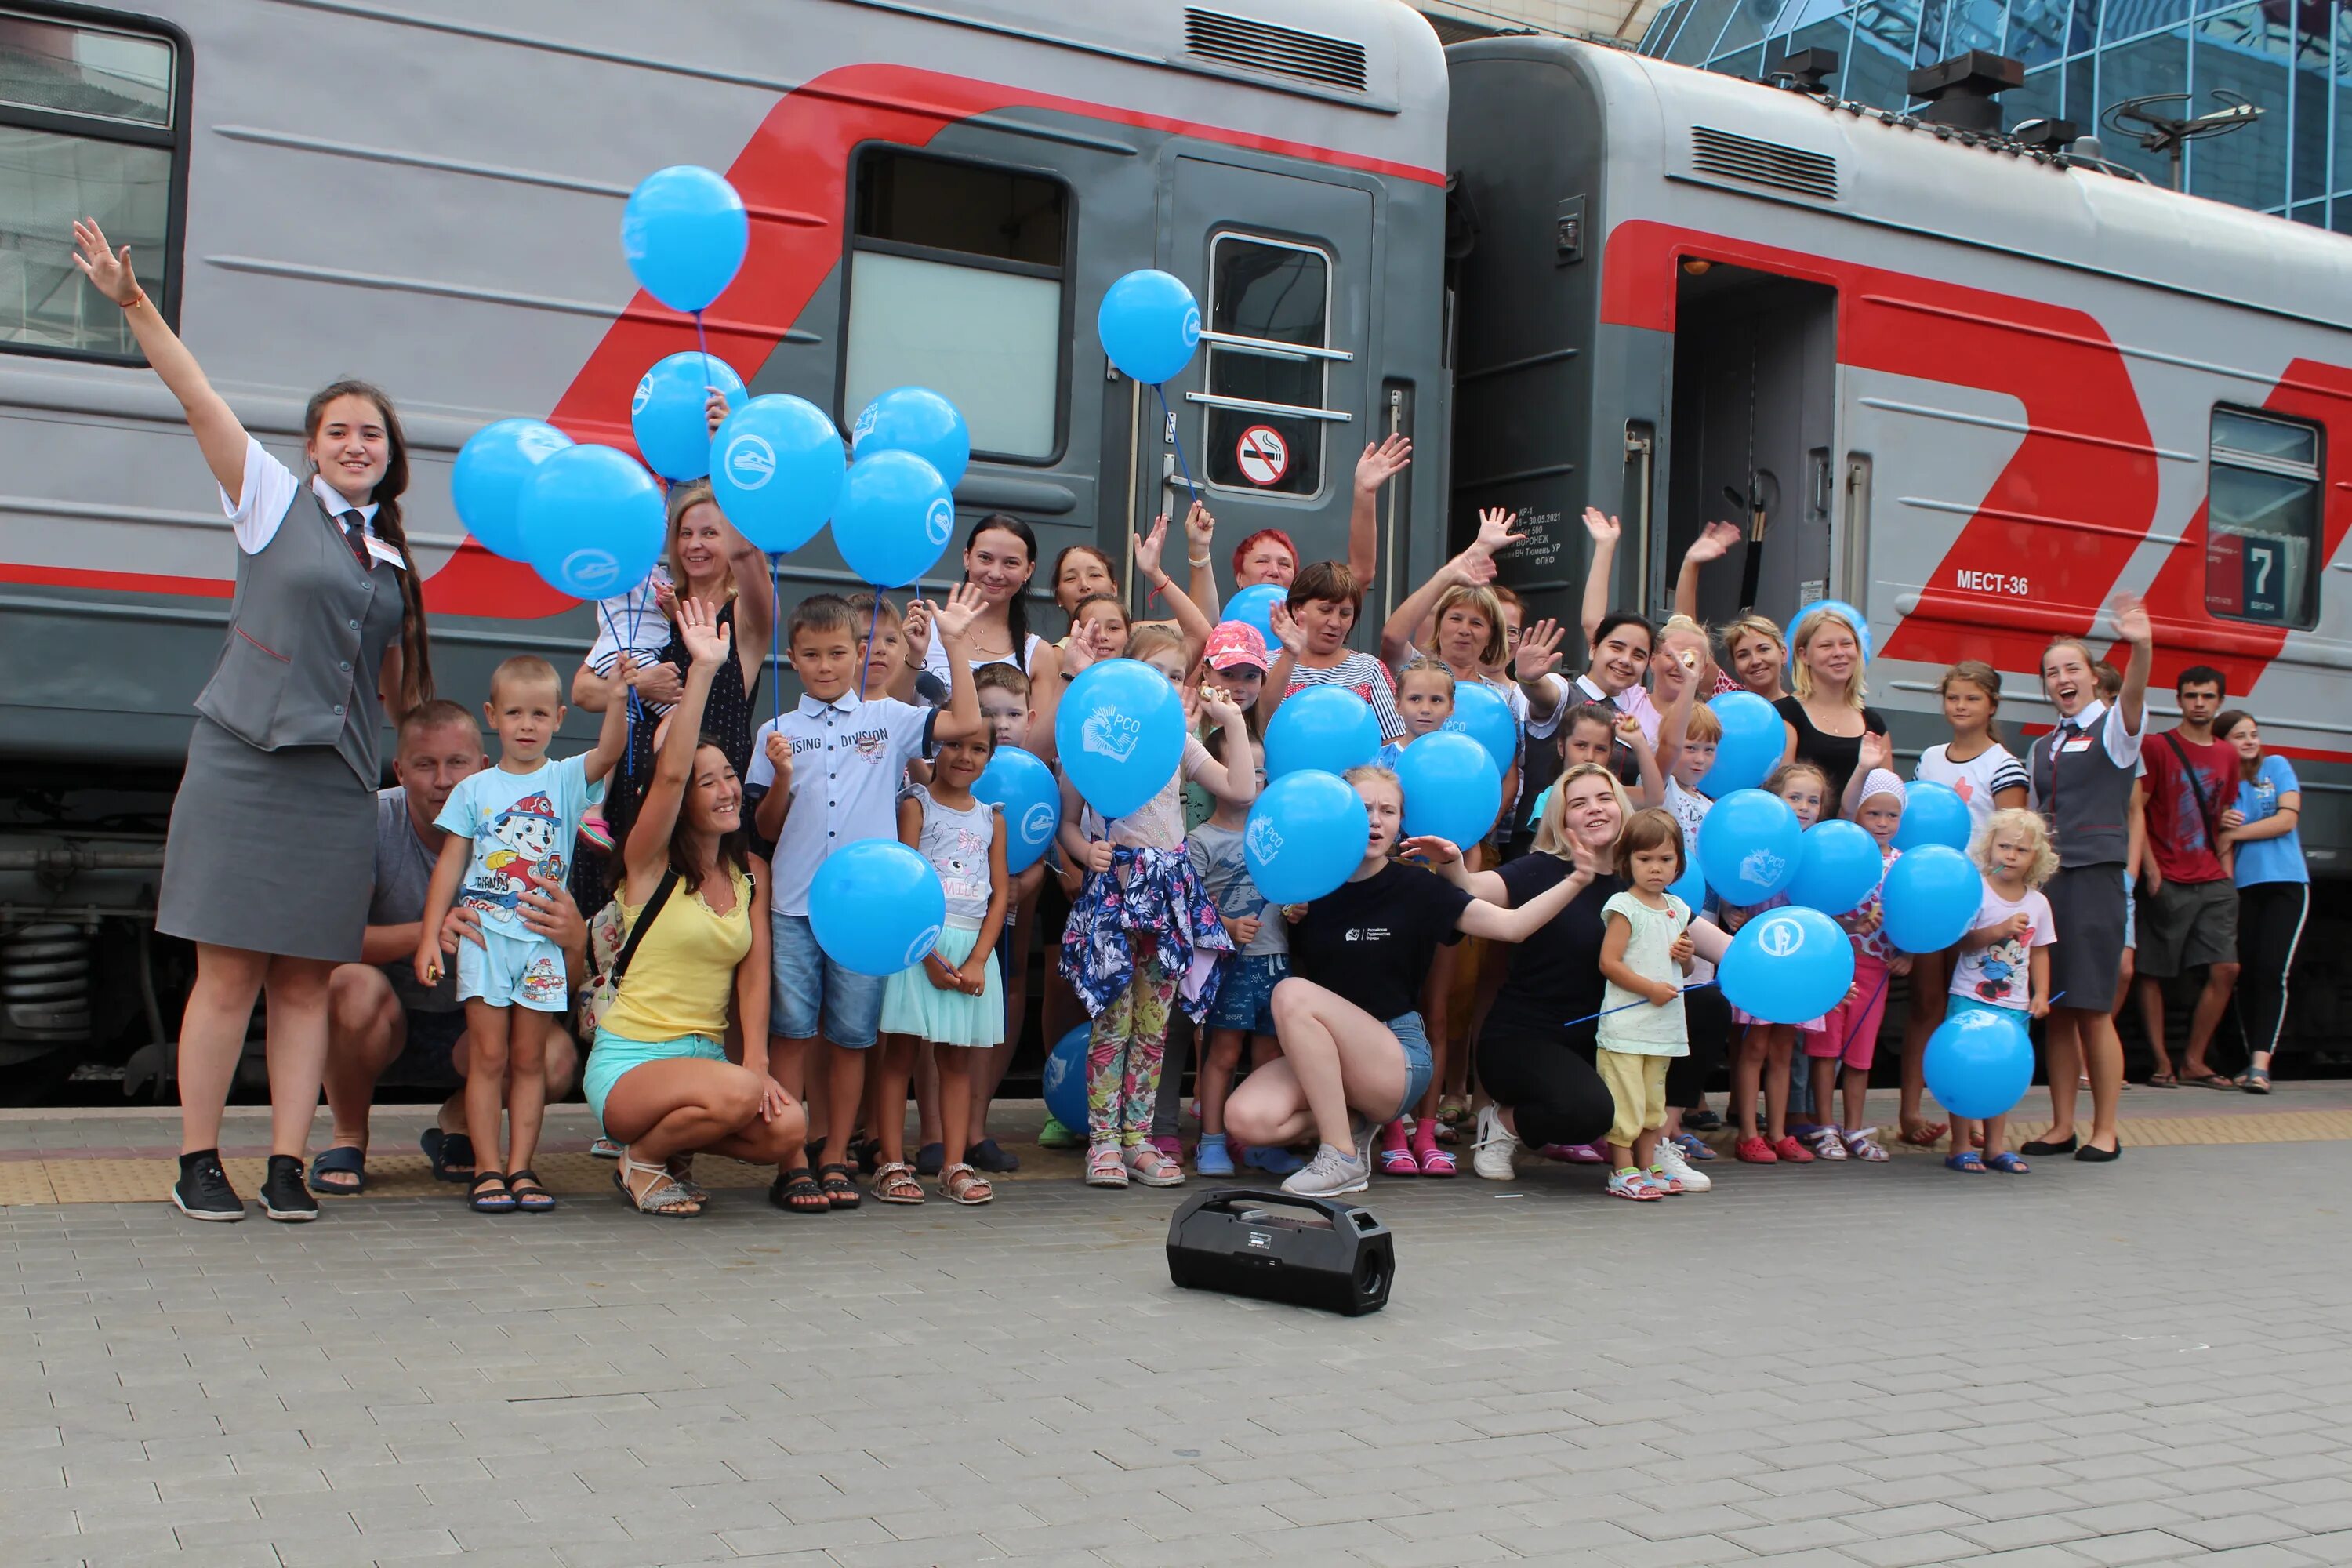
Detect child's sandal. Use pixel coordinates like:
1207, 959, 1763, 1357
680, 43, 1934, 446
1944, 1150, 1986, 1173
506, 1169, 556, 1212
873, 1161, 924, 1205
940, 1163, 993, 1205
468, 1171, 516, 1213
817, 1162, 862, 1209
1986, 1151, 2031, 1174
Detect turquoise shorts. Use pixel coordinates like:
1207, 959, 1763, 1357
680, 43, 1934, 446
584, 1027, 725, 1131
456, 926, 569, 1013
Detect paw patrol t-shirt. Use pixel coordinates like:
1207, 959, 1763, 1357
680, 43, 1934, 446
435, 755, 602, 941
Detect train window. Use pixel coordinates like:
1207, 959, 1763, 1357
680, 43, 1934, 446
2204, 408, 2322, 630
0, 7, 183, 359
845, 148, 1067, 462
1201, 234, 1334, 497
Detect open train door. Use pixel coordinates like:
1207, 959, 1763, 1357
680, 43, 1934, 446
1661, 263, 1842, 628
1110, 152, 1379, 619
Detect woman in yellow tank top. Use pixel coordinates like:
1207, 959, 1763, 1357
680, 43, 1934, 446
588, 600, 804, 1216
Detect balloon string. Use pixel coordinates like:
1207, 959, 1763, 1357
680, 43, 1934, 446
858, 584, 882, 704
1148, 382, 1200, 615
694, 309, 715, 412
769, 553, 783, 734
1562, 980, 1717, 1030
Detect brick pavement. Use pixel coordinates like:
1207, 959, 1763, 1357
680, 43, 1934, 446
3, 1110, 2350, 1567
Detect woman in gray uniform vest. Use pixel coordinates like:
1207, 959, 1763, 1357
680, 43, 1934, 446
2025, 598, 2152, 1165
74, 221, 433, 1224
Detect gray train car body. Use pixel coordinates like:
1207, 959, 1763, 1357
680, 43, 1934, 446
0, 0, 1450, 1075
1447, 38, 2352, 1045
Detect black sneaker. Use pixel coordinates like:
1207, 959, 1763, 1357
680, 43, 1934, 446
172, 1151, 245, 1221
259, 1154, 319, 1222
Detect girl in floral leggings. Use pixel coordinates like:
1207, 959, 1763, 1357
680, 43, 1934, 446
1058, 626, 1258, 1188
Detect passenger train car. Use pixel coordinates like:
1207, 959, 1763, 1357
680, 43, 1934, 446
1448, 36, 2350, 1047
0, 0, 1450, 1083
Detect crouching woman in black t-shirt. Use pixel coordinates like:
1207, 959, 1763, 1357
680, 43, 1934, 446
1224, 764, 1602, 1199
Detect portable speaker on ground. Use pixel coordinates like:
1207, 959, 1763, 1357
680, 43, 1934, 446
1164, 1188, 1392, 1316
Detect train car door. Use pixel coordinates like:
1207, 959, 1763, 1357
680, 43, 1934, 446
1117, 153, 1377, 619
1659, 264, 1838, 625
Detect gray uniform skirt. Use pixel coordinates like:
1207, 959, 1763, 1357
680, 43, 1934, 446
157, 717, 376, 963
2045, 862, 2128, 1014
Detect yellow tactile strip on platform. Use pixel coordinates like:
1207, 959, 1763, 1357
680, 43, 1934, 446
2, 1112, 2349, 1205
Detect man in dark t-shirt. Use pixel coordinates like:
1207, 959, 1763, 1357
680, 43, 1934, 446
312, 702, 584, 1192
2133, 666, 2241, 1087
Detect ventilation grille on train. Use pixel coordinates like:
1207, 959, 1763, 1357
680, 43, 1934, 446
1184, 8, 1368, 93
1690, 126, 1839, 200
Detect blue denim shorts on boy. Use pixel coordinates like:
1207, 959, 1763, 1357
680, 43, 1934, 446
1389, 1010, 1436, 1120
771, 912, 889, 1047
585, 1029, 725, 1127
2122, 868, 2136, 950
1207, 953, 1290, 1033
455, 927, 570, 1014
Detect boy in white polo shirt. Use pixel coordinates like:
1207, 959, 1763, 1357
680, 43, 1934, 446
748, 586, 986, 1212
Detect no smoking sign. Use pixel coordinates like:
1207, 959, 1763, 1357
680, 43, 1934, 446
1236, 423, 1290, 486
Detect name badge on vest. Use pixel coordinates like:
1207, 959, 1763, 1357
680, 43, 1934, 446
363, 535, 405, 570
2060, 735, 2094, 754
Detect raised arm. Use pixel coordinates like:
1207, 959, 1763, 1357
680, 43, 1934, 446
1397, 834, 1511, 904
73, 220, 250, 498
925, 583, 989, 744
1673, 521, 1741, 623
724, 528, 776, 698
1189, 690, 1259, 807
1621, 713, 1665, 809
624, 599, 727, 898
1580, 507, 1620, 647
1255, 602, 1305, 727
1840, 728, 1894, 819
2114, 595, 2154, 737
1514, 618, 1568, 724
1456, 840, 1599, 943
1182, 500, 1221, 625
1348, 434, 1411, 589
1135, 513, 1217, 663
1657, 654, 1700, 780
583, 655, 635, 785
1380, 507, 1520, 671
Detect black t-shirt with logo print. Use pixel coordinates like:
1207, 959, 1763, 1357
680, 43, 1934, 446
1286, 862, 1474, 1023
1484, 855, 1629, 1040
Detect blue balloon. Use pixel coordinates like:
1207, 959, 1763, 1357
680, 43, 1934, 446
1056, 659, 1186, 821
1881, 843, 1981, 953
631, 351, 745, 481
1668, 848, 1708, 917
710, 394, 846, 554
1245, 770, 1370, 905
808, 837, 946, 977
1697, 788, 1802, 906
973, 746, 1059, 874
1265, 685, 1380, 781
619, 165, 748, 314
1396, 731, 1504, 855
1041, 1024, 1090, 1133
851, 386, 971, 489
833, 449, 953, 587
1796, 597, 1872, 665
1924, 1006, 2033, 1119
1786, 818, 1885, 916
1718, 906, 1856, 1025
452, 419, 573, 561
516, 444, 666, 601
1224, 583, 1285, 646
1894, 780, 1973, 852
1442, 681, 1518, 775
1096, 267, 1202, 385
1699, 690, 1786, 797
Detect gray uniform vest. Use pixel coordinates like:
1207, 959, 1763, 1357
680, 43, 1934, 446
2031, 715, 2133, 868
194, 483, 403, 784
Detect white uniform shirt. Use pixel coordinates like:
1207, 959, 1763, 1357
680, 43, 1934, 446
1571, 672, 1661, 743
220, 437, 390, 557
746, 693, 937, 916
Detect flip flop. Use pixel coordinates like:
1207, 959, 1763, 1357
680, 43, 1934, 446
419, 1127, 475, 1182
2189, 1073, 2238, 1091
1897, 1123, 1947, 1148
306, 1145, 366, 1195
2147, 1073, 2179, 1087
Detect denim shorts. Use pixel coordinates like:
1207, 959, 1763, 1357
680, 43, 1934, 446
1207, 953, 1289, 1033
2122, 867, 2136, 950
584, 1028, 724, 1129
1388, 1009, 1436, 1120
771, 912, 888, 1048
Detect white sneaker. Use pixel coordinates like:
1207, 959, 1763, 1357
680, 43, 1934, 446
1651, 1138, 1711, 1192
1282, 1142, 1370, 1198
1470, 1103, 1519, 1181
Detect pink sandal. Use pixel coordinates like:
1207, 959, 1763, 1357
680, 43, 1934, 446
1377, 1120, 1417, 1176
1410, 1122, 1456, 1177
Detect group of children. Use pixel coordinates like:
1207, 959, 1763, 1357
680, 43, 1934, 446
419, 470, 2102, 1216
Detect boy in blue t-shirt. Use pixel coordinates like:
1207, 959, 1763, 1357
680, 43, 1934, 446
418, 654, 628, 1212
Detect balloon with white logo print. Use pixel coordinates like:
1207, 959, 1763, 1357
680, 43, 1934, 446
851, 386, 971, 488
1097, 268, 1203, 385
1055, 659, 1185, 821
632, 350, 745, 481
1244, 769, 1367, 904
972, 746, 1059, 873
809, 837, 946, 976
834, 448, 953, 587
1879, 843, 1980, 953
710, 394, 845, 554
1697, 788, 1802, 907
452, 418, 573, 561
1717, 906, 1853, 1025
516, 443, 666, 601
